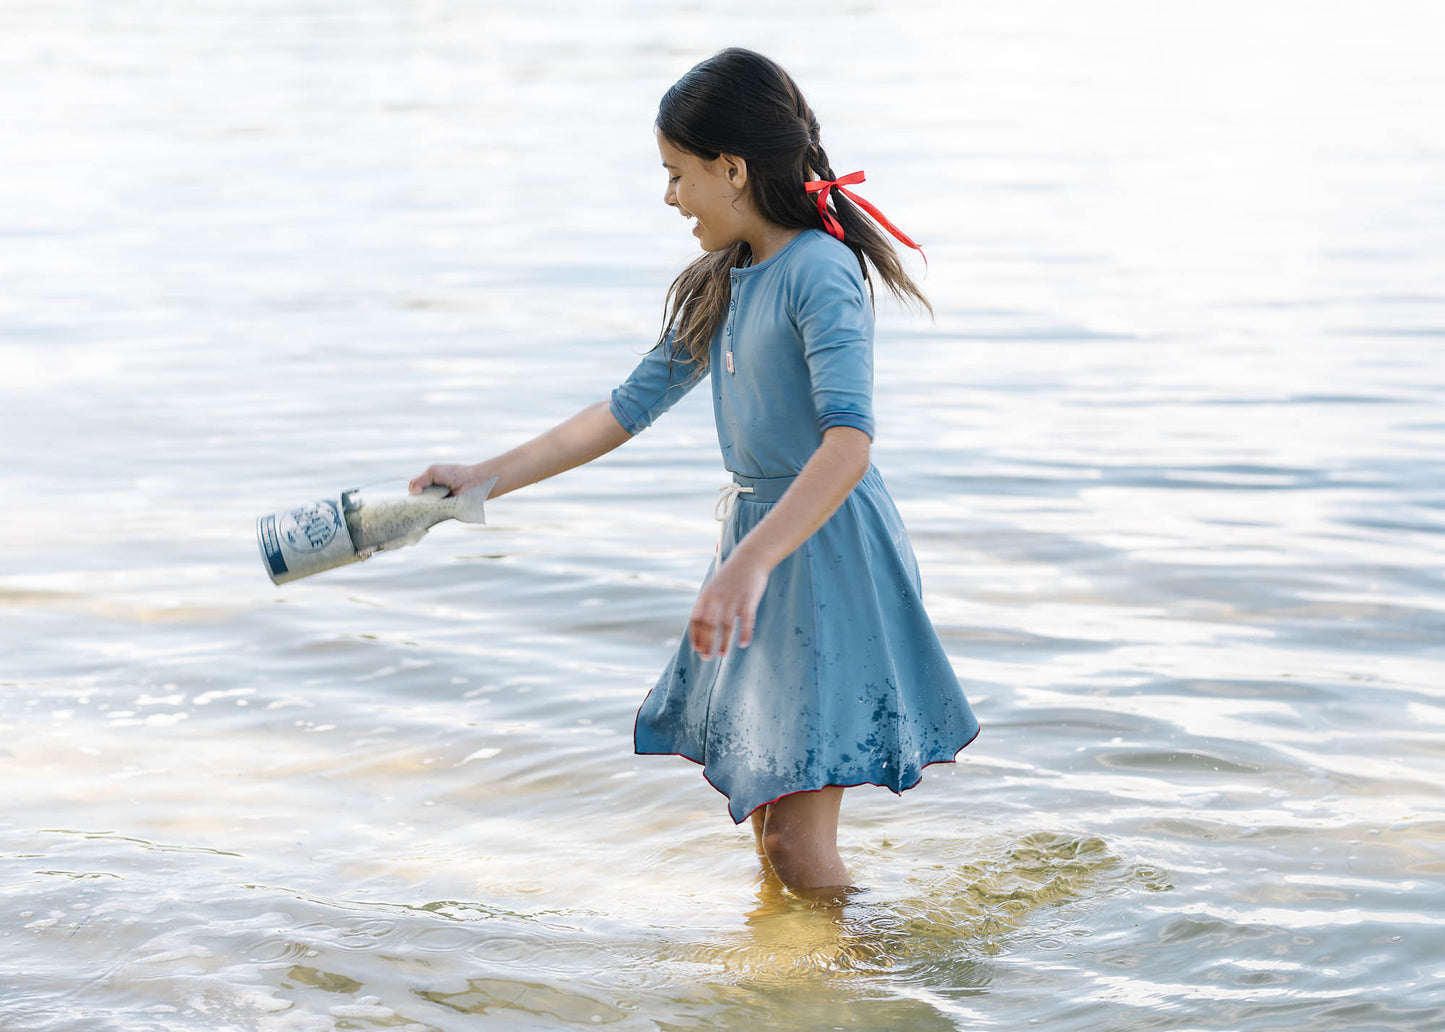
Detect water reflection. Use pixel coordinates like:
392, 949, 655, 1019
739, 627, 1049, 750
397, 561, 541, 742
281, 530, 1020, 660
5, 0, 1445, 1030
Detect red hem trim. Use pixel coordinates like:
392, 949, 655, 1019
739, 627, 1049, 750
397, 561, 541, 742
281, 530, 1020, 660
634, 722, 982, 825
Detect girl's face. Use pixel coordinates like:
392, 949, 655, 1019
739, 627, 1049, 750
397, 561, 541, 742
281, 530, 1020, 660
658, 131, 752, 253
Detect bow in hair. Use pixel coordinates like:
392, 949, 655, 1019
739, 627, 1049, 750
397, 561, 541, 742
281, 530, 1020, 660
803, 170, 926, 262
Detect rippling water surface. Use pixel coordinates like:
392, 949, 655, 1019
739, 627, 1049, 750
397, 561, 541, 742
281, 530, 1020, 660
3, 2, 1444, 1030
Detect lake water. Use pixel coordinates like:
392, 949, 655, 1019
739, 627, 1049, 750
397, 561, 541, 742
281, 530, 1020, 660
3, 2, 1444, 1030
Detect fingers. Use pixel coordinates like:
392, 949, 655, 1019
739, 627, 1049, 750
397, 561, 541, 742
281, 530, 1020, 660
409, 464, 467, 496
689, 610, 734, 660
408, 466, 439, 495
737, 609, 755, 649
689, 557, 769, 659
688, 596, 754, 659
688, 609, 710, 657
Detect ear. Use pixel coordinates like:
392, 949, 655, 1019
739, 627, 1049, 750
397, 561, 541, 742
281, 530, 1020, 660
719, 153, 749, 192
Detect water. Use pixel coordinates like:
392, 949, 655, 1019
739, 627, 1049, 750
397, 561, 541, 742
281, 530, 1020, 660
3, 2, 1444, 1029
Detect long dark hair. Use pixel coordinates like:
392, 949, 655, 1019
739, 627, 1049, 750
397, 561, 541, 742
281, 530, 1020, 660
656, 47, 930, 368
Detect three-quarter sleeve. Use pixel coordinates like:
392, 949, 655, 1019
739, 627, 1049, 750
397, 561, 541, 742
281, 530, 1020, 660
790, 246, 876, 439
608, 331, 702, 435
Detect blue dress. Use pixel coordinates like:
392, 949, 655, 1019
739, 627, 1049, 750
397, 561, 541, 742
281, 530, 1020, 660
610, 228, 980, 823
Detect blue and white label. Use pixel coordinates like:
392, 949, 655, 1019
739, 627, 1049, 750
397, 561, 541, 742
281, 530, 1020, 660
256, 495, 361, 585
279, 500, 341, 553
257, 513, 288, 577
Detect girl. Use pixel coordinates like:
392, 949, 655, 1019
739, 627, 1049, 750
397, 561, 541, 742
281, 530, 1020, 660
411, 48, 980, 898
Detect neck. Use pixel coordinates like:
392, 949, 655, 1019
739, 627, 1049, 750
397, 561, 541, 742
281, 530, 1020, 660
745, 224, 803, 265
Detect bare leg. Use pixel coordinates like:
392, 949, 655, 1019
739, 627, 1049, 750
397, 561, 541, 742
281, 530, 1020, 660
751, 805, 782, 887
758, 787, 850, 898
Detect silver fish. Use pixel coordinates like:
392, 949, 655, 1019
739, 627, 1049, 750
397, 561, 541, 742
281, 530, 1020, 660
345, 478, 499, 556
256, 477, 498, 585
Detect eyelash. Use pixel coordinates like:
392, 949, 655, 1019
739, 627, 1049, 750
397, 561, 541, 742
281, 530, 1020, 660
668, 176, 680, 184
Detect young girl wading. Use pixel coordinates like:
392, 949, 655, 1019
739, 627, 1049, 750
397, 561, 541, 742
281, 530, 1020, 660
411, 48, 980, 899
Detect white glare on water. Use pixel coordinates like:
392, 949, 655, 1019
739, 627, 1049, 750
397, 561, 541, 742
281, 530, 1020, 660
2, 2, 1444, 1030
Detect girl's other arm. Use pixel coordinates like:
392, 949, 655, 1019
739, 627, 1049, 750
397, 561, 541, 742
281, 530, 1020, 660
409, 400, 633, 499
689, 425, 871, 659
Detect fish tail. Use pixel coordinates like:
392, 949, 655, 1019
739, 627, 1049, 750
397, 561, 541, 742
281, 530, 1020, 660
450, 476, 498, 524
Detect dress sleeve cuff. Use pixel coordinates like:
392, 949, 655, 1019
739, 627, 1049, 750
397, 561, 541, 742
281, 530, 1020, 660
608, 392, 646, 436
816, 411, 875, 439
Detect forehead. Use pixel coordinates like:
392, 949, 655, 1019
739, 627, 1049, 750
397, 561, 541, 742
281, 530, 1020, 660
655, 130, 696, 168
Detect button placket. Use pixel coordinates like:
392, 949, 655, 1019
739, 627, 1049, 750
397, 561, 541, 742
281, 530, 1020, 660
725, 283, 739, 373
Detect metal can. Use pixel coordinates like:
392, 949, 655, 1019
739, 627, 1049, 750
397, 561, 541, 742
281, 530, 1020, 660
256, 492, 362, 585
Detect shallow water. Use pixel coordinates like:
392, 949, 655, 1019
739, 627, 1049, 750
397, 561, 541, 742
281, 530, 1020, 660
3, 2, 1444, 1030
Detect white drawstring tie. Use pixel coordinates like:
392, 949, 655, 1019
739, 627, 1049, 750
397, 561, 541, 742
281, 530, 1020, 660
713, 482, 754, 555
714, 482, 755, 523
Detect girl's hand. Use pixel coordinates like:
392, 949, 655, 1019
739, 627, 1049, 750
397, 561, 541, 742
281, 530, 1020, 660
690, 550, 772, 660
409, 463, 491, 497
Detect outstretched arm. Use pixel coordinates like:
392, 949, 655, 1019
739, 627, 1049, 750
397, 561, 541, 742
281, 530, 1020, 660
409, 399, 633, 498
688, 425, 871, 659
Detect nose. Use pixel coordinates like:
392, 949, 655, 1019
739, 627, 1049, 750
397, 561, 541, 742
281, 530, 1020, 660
663, 180, 677, 208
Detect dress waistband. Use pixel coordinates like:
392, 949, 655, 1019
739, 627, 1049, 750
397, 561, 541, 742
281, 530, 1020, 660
728, 471, 799, 504
713, 472, 798, 530
714, 467, 878, 538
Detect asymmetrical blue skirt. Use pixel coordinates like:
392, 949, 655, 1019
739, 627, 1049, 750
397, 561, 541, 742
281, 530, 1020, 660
633, 466, 981, 823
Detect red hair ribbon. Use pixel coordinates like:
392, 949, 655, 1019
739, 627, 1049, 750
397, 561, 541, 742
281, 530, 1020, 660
803, 170, 926, 263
